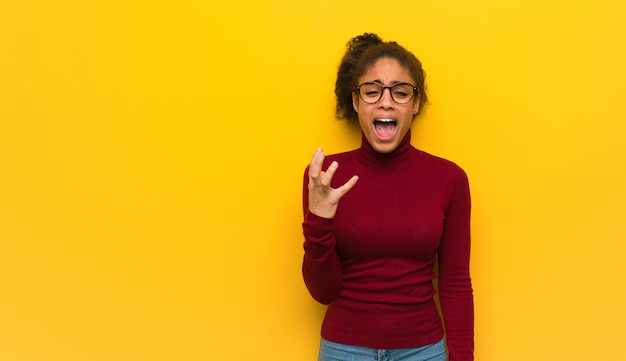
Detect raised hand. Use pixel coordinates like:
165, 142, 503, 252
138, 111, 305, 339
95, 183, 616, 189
307, 147, 359, 219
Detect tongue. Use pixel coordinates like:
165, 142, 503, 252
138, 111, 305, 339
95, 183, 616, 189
375, 122, 396, 138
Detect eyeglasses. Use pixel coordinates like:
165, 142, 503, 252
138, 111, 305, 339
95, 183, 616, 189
356, 82, 418, 104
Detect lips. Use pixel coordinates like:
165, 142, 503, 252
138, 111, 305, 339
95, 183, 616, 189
374, 118, 397, 139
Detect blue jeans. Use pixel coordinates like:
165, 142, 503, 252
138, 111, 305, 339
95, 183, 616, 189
318, 338, 447, 361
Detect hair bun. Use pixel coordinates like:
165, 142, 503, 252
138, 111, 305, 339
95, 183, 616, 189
346, 33, 383, 60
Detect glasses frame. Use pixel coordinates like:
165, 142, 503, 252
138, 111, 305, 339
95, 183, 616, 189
356, 82, 419, 105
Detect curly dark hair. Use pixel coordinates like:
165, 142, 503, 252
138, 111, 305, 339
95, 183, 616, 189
334, 33, 428, 124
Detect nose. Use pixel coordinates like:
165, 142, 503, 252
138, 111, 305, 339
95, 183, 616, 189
378, 87, 394, 108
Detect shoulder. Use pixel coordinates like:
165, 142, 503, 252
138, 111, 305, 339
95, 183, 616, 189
323, 149, 357, 162
303, 149, 359, 171
302, 149, 359, 175
419, 150, 467, 176
416, 150, 470, 191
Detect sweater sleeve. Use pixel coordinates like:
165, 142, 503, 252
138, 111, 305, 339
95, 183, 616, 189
437, 166, 474, 361
301, 168, 343, 305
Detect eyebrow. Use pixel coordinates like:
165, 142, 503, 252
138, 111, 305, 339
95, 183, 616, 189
368, 79, 410, 86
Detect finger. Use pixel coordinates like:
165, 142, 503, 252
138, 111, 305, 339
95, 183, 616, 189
336, 175, 359, 196
309, 146, 323, 163
321, 161, 338, 187
308, 147, 324, 181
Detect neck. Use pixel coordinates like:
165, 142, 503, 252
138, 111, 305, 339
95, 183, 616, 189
356, 130, 417, 169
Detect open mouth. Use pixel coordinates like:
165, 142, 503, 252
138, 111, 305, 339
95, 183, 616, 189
374, 119, 397, 138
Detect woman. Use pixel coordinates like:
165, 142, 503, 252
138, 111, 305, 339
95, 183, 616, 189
302, 33, 474, 361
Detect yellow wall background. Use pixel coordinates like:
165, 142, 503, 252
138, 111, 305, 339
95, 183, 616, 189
1, 1, 625, 360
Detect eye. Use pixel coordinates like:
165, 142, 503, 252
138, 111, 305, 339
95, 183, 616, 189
392, 84, 413, 99
393, 90, 409, 99
360, 83, 383, 99
365, 90, 382, 97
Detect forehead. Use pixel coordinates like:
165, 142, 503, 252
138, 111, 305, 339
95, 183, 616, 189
359, 57, 412, 84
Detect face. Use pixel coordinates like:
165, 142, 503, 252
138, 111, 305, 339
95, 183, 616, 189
352, 57, 420, 154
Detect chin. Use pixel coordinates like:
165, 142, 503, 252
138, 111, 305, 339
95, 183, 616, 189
372, 141, 399, 154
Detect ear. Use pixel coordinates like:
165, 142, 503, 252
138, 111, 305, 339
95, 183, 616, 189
352, 92, 359, 113
412, 96, 421, 115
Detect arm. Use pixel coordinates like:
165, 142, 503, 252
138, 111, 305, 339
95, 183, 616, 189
437, 167, 474, 361
301, 209, 342, 304
301, 148, 358, 304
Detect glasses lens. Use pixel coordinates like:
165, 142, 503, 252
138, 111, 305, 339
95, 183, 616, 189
390, 83, 415, 104
359, 83, 384, 104
358, 83, 415, 104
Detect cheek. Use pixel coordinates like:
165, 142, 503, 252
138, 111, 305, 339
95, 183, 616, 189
358, 115, 368, 130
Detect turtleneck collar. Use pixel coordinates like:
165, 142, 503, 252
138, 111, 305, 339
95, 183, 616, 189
355, 129, 419, 170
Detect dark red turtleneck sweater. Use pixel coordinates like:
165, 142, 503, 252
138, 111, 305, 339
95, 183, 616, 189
302, 131, 473, 360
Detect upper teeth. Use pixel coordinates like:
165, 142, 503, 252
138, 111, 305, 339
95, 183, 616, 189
377, 119, 394, 122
